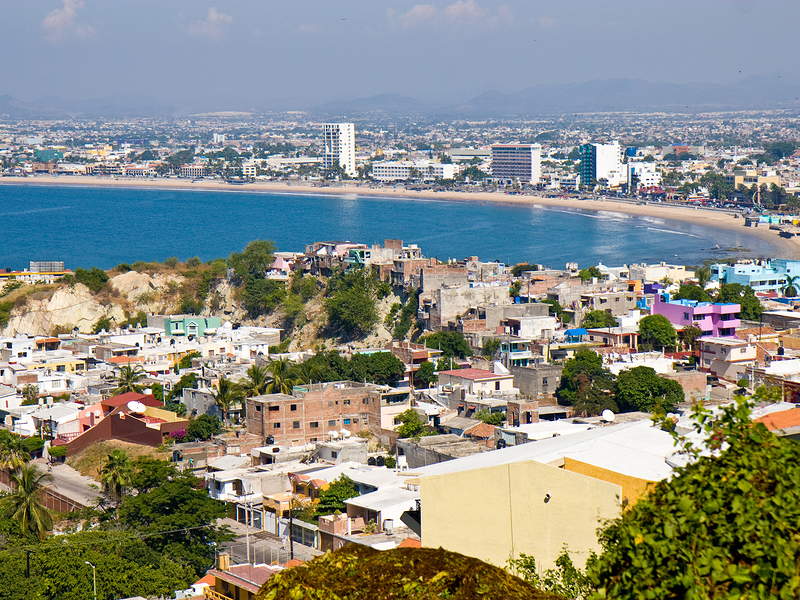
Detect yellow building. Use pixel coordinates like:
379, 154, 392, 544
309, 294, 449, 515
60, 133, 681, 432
724, 169, 781, 190
413, 420, 673, 569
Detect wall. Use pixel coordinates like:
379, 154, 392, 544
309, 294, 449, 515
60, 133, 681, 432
562, 457, 654, 507
509, 365, 563, 398
420, 460, 621, 569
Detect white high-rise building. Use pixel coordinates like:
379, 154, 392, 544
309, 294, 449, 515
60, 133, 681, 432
594, 141, 626, 187
322, 123, 356, 178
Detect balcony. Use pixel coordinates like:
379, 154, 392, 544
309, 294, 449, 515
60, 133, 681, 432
204, 589, 233, 600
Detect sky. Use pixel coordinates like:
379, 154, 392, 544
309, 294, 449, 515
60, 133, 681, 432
2, 0, 799, 111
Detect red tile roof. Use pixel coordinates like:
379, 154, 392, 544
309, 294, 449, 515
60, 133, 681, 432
102, 392, 162, 408
438, 368, 512, 381
755, 408, 800, 431
280, 559, 304, 568
193, 574, 215, 587
464, 422, 497, 439
208, 565, 280, 593
107, 355, 144, 364
398, 538, 422, 548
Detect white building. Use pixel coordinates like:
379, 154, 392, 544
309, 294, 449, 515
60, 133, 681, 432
371, 160, 459, 182
179, 164, 204, 178
595, 141, 626, 187
322, 123, 356, 178
490, 143, 542, 184
241, 161, 258, 178
627, 161, 661, 190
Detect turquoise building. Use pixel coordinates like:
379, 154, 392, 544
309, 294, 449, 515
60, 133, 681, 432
711, 260, 800, 294
146, 314, 222, 337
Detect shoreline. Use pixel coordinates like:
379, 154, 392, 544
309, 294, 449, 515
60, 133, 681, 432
2, 175, 796, 260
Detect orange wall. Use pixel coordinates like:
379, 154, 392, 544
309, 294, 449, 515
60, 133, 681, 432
562, 457, 655, 507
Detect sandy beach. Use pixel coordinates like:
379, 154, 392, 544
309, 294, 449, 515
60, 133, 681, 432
2, 175, 797, 260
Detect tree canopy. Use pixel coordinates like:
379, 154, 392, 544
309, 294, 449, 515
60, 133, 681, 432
638, 314, 677, 351
325, 268, 379, 338
590, 391, 800, 599
315, 475, 359, 517
423, 331, 473, 359
582, 310, 617, 329
717, 283, 763, 321
673, 283, 712, 303
555, 349, 616, 416
614, 366, 683, 413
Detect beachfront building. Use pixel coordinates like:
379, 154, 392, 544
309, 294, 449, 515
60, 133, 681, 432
579, 141, 625, 189
651, 294, 740, 338
723, 169, 781, 191
371, 160, 459, 182
490, 143, 542, 184
322, 123, 356, 178
710, 260, 800, 294
179, 164, 204, 178
627, 161, 661, 192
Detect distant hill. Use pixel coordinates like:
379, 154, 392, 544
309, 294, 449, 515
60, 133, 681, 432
316, 92, 426, 114
0, 95, 67, 120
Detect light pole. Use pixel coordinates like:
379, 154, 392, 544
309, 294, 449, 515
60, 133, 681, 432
84, 561, 96, 600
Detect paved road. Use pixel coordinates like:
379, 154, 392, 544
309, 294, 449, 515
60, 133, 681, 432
32, 458, 102, 506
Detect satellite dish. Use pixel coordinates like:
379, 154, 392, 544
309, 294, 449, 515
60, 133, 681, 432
328, 431, 339, 439
339, 429, 351, 438
601, 409, 615, 422
127, 401, 146, 414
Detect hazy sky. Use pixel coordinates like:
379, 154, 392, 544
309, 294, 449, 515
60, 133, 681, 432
2, 0, 799, 110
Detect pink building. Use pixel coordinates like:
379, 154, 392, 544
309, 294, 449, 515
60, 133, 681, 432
651, 294, 740, 338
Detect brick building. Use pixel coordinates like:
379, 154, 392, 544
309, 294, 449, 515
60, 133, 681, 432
246, 381, 385, 445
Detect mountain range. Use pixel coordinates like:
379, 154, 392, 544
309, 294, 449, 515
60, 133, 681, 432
1, 75, 798, 120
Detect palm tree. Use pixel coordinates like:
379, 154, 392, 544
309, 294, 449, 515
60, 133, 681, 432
291, 361, 323, 385
212, 376, 244, 425
112, 365, 146, 395
784, 275, 799, 297
239, 364, 269, 397
21, 384, 39, 405
100, 449, 133, 507
3, 464, 53, 540
266, 358, 297, 395
696, 265, 712, 290
0, 433, 30, 472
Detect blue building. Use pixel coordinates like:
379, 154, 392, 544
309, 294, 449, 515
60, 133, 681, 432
711, 260, 800, 294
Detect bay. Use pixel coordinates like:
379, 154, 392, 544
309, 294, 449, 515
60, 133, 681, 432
0, 184, 777, 270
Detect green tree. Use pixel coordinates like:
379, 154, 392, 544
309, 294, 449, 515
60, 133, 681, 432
673, 283, 711, 302
475, 410, 504, 426
20, 383, 39, 405
70, 267, 109, 293
266, 357, 297, 394
212, 376, 244, 425
579, 266, 602, 282
424, 331, 473, 359
186, 414, 221, 441
695, 265, 712, 289
0, 431, 30, 472
92, 316, 113, 334
350, 352, 406, 386
614, 366, 684, 413
582, 310, 617, 329
2, 464, 52, 540
168, 372, 197, 401
118, 473, 231, 577
509, 546, 596, 600
589, 391, 800, 599
325, 268, 379, 337
178, 351, 201, 370
100, 449, 133, 507
717, 283, 763, 320
395, 409, 434, 439
783, 275, 799, 297
416, 361, 437, 386
112, 364, 146, 395
638, 314, 677, 351
315, 475, 359, 517
555, 349, 617, 416
150, 381, 164, 402
227, 239, 276, 280
482, 337, 502, 358
290, 360, 323, 386
130, 457, 178, 495
681, 324, 704, 350
542, 299, 567, 323
240, 363, 269, 396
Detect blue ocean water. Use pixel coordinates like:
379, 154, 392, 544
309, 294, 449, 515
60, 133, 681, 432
0, 183, 778, 270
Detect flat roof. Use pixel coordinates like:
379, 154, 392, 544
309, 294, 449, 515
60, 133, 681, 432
438, 368, 513, 381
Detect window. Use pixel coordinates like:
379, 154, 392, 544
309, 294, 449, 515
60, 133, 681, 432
331, 451, 338, 459
290, 404, 297, 411
343, 418, 351, 425
56, 365, 65, 372
352, 419, 358, 424
683, 312, 690, 320
310, 422, 319, 428
273, 422, 281, 428
362, 399, 369, 405
542, 377, 548, 386
740, 348, 748, 354
495, 382, 501, 391
293, 421, 300, 429
343, 399, 350, 405
328, 420, 336, 427
310, 438, 318, 443
268, 405, 279, 412
255, 405, 262, 412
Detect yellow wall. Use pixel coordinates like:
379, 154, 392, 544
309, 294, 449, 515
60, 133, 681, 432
27, 359, 86, 373
562, 457, 655, 507
420, 460, 621, 569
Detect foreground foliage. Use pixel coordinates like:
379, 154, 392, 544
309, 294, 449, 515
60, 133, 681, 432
590, 391, 800, 599
255, 545, 561, 600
